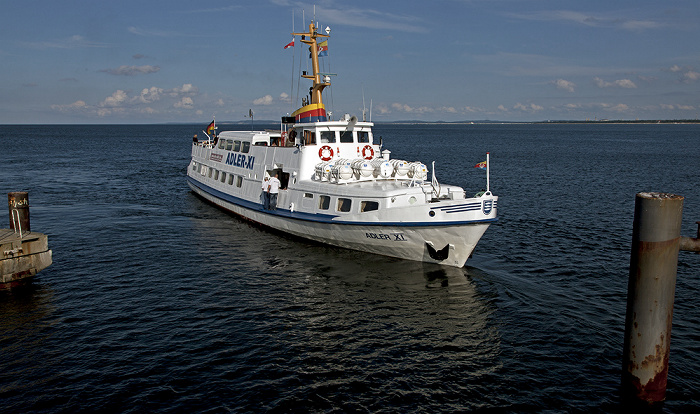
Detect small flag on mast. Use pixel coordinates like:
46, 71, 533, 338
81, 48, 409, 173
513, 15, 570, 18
474, 160, 487, 169
206, 120, 216, 137
284, 38, 294, 49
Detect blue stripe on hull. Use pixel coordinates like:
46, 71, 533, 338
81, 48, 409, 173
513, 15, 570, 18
187, 176, 497, 227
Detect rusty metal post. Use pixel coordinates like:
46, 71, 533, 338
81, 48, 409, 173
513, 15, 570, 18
8, 192, 30, 234
622, 192, 683, 404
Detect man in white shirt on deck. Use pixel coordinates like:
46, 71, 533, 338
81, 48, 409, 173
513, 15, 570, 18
268, 173, 281, 210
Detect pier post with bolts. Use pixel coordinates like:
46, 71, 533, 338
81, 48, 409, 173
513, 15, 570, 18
621, 192, 683, 404
8, 191, 30, 234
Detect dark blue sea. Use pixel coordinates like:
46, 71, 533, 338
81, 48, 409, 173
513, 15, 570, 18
1, 123, 699, 413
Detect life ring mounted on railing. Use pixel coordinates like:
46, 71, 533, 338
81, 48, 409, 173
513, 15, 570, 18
362, 145, 374, 160
319, 145, 334, 161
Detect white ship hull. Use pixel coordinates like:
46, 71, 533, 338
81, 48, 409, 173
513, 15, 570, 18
187, 169, 495, 268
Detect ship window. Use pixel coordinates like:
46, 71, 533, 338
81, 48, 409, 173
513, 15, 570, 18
320, 131, 336, 143
340, 130, 353, 143
318, 195, 330, 210
304, 130, 316, 145
228, 174, 234, 185
337, 198, 352, 212
233, 141, 241, 152
241, 141, 251, 153
226, 140, 233, 151
191, 162, 197, 171
358, 131, 369, 143
304, 193, 314, 199
236, 176, 243, 187
214, 170, 219, 180
220, 172, 226, 183
208, 168, 213, 178
360, 201, 379, 212
218, 139, 225, 149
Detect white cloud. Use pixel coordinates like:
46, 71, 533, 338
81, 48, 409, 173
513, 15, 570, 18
594, 77, 637, 88
683, 71, 700, 82
170, 83, 198, 95
514, 103, 543, 113
610, 103, 630, 112
100, 65, 160, 76
174, 97, 194, 109
253, 95, 274, 105
509, 10, 661, 31
135, 87, 163, 103
102, 90, 129, 107
51, 100, 88, 111
553, 79, 576, 92
391, 103, 434, 113
279, 92, 290, 103
23, 34, 109, 49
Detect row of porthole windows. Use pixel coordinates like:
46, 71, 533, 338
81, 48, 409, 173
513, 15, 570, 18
192, 162, 243, 188
304, 192, 379, 213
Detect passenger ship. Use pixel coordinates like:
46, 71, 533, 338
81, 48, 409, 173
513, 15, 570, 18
186, 22, 498, 267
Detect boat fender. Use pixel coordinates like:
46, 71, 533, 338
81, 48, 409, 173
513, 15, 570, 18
362, 145, 374, 160
319, 145, 333, 161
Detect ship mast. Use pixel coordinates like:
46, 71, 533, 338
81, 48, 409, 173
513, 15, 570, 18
294, 22, 330, 106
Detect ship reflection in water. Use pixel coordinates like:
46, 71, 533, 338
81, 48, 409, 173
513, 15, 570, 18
188, 205, 501, 411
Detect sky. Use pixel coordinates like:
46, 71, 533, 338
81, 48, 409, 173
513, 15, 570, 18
1, 0, 699, 124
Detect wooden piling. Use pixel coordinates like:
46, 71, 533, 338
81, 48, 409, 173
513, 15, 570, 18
621, 192, 683, 404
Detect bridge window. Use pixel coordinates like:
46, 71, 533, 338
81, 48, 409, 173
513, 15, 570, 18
320, 131, 336, 143
218, 139, 225, 149
358, 131, 369, 143
242, 142, 251, 153
340, 130, 353, 143
233, 141, 241, 152
226, 140, 233, 150
337, 198, 352, 212
360, 201, 379, 212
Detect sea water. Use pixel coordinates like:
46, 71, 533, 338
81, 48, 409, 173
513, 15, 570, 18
1, 123, 699, 412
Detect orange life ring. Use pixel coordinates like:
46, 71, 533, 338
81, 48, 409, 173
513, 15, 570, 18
319, 145, 333, 161
362, 145, 374, 160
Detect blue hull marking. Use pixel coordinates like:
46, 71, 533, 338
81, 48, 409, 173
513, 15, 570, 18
187, 176, 497, 227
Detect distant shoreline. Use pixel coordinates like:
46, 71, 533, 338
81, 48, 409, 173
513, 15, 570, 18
2, 119, 699, 126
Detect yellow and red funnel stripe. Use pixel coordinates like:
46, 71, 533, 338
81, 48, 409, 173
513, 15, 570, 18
292, 103, 327, 123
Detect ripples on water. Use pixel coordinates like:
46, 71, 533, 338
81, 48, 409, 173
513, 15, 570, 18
1, 124, 699, 412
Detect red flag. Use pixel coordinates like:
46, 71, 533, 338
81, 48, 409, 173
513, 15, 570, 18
284, 39, 294, 49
